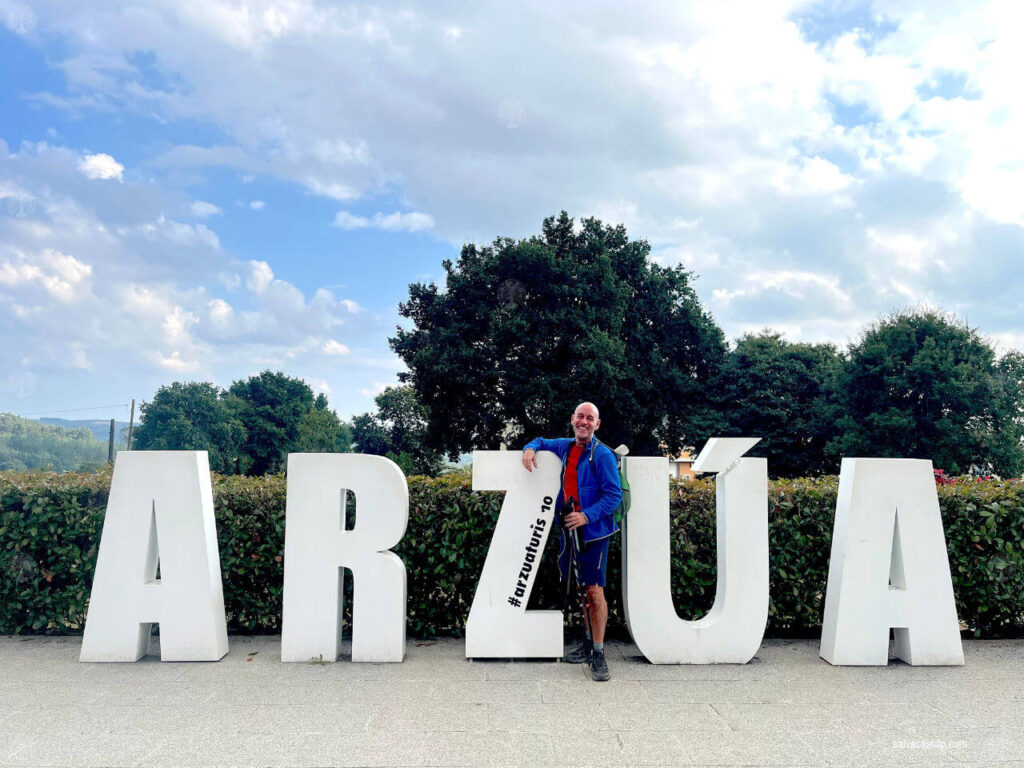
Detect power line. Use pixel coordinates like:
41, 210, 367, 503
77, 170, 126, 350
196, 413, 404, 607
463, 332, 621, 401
14, 404, 131, 417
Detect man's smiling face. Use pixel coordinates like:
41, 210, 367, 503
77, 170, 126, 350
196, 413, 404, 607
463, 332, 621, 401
571, 402, 600, 444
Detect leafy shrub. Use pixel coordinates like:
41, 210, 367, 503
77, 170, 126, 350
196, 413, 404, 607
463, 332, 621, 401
2, 468, 1022, 638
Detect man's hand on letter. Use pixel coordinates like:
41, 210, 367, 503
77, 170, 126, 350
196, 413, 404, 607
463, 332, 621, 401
522, 449, 538, 472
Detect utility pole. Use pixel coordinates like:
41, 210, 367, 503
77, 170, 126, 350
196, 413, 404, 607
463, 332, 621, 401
127, 399, 135, 451
107, 418, 115, 464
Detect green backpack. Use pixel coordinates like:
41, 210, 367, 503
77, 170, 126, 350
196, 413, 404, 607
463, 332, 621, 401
611, 447, 631, 526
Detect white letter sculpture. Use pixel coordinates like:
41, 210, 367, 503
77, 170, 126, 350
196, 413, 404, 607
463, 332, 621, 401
80, 451, 228, 662
465, 451, 562, 658
281, 454, 408, 662
820, 458, 964, 666
623, 438, 768, 663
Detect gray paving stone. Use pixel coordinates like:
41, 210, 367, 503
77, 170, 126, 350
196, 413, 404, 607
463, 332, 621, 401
486, 703, 577, 733
541, 680, 647, 704
137, 731, 319, 767
243, 703, 372, 734
0, 734, 30, 765
597, 702, 728, 731
644, 679, 814, 704
375, 657, 489, 682
677, 730, 827, 766
366, 702, 490, 732
614, 656, 780, 682
551, 731, 627, 767
377, 680, 545, 705
1, 704, 133, 733
929, 698, 1024, 728
0, 681, 98, 706
948, 726, 1024, 762
2, 636, 1024, 768
478, 658, 585, 681
89, 681, 218, 707
797, 726, 969, 765
206, 679, 381, 707
113, 704, 259, 735
709, 703, 837, 731
10, 731, 165, 767
616, 731, 695, 765
418, 731, 556, 766
818, 701, 958, 729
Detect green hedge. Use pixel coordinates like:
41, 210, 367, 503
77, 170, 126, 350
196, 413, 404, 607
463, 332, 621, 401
1, 469, 1022, 638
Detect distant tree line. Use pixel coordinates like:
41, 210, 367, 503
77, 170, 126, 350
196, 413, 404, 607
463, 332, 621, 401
130, 371, 440, 477
0, 414, 118, 472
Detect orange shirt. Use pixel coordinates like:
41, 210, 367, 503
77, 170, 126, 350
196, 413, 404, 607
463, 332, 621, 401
563, 443, 585, 508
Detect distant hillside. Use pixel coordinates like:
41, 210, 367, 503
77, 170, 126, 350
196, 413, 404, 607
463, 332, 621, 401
0, 413, 124, 472
38, 417, 129, 443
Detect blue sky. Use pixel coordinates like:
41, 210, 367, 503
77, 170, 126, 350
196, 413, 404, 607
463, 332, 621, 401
1, 0, 1022, 426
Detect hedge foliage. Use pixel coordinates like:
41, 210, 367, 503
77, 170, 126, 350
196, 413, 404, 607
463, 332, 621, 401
1, 468, 1022, 638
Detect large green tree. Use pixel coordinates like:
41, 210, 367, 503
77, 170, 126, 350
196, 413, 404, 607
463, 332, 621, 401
391, 212, 726, 456
828, 310, 1024, 476
351, 386, 444, 476
715, 332, 843, 477
132, 382, 246, 473
294, 394, 353, 453
228, 371, 316, 475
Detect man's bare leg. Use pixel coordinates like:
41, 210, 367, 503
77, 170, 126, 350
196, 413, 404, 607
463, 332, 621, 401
587, 585, 607, 643
586, 584, 611, 680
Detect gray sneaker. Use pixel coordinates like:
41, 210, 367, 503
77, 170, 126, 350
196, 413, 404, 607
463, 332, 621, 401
564, 639, 592, 664
589, 648, 610, 681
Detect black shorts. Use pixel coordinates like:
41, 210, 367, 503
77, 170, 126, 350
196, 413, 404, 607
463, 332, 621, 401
558, 532, 610, 587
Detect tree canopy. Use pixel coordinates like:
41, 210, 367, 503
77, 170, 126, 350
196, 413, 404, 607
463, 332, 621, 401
351, 386, 444, 476
134, 373, 351, 475
132, 382, 245, 473
391, 211, 726, 457
715, 332, 842, 477
227, 371, 316, 475
828, 310, 1024, 476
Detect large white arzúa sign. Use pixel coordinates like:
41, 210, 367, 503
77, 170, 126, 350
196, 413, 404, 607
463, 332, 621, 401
820, 458, 964, 666
80, 451, 228, 662
79, 445, 965, 667
620, 438, 769, 664
464, 451, 562, 658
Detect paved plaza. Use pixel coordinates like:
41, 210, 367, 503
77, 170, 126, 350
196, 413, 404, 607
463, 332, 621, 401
1, 635, 1023, 767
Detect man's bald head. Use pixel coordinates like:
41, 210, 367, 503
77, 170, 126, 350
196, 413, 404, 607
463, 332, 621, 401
571, 402, 600, 444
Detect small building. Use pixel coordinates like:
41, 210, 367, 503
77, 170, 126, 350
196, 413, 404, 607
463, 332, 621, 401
669, 449, 697, 480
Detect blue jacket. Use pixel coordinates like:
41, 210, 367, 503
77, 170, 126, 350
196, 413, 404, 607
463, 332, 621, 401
523, 436, 621, 544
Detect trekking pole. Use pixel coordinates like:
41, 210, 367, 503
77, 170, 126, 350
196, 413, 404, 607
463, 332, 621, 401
567, 502, 593, 659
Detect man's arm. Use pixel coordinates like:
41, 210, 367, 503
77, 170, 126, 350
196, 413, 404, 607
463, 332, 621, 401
521, 437, 563, 472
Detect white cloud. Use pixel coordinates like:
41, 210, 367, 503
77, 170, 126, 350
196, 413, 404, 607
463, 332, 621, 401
0, 249, 93, 302
360, 381, 392, 398
246, 260, 273, 293
866, 227, 932, 273
190, 200, 222, 217
72, 346, 92, 370
153, 350, 199, 373
249, 199, 266, 210
321, 339, 350, 355
77, 152, 124, 181
332, 210, 434, 232
2, 0, 1024, 424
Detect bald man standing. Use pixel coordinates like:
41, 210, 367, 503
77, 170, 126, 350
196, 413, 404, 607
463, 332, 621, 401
522, 402, 622, 681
